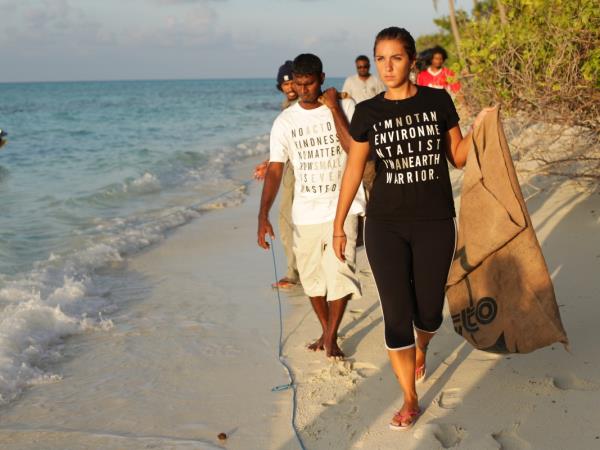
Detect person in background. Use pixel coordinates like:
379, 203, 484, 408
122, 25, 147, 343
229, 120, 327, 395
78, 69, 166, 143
342, 55, 386, 104
416, 45, 461, 94
254, 61, 301, 289
342, 56, 385, 197
276, 60, 299, 110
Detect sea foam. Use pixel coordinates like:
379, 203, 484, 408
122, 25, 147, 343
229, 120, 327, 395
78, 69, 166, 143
0, 133, 268, 406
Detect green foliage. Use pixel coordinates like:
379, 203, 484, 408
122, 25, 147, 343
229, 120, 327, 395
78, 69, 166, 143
416, 0, 599, 128
458, 0, 599, 127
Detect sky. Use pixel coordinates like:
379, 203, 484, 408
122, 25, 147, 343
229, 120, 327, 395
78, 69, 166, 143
0, 0, 469, 83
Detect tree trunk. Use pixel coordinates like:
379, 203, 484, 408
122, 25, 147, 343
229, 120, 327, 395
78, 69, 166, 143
448, 0, 466, 66
497, 0, 508, 25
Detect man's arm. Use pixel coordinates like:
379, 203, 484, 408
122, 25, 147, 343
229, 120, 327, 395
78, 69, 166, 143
321, 88, 352, 153
257, 162, 285, 249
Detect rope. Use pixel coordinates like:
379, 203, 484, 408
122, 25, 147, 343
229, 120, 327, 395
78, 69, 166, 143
180, 177, 307, 448
269, 238, 307, 450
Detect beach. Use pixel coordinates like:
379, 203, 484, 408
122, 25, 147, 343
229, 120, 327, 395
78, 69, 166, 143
0, 78, 598, 450
1, 0, 597, 447
1, 148, 598, 449
0, 155, 295, 449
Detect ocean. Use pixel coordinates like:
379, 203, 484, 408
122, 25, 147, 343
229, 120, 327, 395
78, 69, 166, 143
0, 78, 342, 407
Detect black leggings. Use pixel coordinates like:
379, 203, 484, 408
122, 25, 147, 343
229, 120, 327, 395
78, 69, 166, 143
364, 217, 456, 350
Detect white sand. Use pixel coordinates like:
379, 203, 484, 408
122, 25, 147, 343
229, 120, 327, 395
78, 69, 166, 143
276, 172, 600, 450
0, 155, 598, 450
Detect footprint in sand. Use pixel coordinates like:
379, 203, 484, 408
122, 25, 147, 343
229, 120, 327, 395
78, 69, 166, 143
352, 361, 379, 377
352, 361, 378, 369
433, 424, 467, 448
345, 405, 358, 416
414, 423, 466, 449
492, 423, 532, 450
436, 388, 462, 409
551, 373, 600, 391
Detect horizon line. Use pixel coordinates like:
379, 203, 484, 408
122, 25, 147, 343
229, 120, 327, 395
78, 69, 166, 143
0, 75, 348, 85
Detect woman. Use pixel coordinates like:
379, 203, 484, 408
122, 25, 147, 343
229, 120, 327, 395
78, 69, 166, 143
332, 27, 491, 430
416, 45, 460, 93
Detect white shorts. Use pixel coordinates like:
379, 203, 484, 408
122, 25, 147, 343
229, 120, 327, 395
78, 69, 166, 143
293, 215, 362, 301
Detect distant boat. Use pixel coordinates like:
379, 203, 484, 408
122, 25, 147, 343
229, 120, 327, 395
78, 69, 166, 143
0, 128, 7, 149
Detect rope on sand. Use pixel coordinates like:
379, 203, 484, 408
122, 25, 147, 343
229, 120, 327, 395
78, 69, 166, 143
269, 238, 307, 450
190, 178, 306, 448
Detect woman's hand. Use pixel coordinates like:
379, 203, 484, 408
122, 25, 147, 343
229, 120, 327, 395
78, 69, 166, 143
332, 233, 347, 262
446, 105, 497, 168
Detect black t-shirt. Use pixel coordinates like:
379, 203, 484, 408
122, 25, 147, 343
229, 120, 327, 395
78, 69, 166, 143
350, 86, 460, 222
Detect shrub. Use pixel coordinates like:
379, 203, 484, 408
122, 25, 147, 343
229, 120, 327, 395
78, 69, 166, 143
457, 0, 599, 129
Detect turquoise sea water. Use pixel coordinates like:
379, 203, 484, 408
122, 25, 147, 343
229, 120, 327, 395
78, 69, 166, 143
0, 79, 284, 276
0, 78, 342, 405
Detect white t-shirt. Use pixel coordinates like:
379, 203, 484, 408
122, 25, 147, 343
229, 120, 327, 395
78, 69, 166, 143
270, 100, 366, 225
342, 74, 386, 104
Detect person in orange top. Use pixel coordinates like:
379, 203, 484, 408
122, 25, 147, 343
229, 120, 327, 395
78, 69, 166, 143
416, 46, 460, 94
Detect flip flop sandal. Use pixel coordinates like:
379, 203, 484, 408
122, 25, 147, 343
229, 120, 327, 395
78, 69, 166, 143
389, 409, 421, 431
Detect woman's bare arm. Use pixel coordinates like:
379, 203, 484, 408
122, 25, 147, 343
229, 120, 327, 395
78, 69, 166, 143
332, 139, 370, 261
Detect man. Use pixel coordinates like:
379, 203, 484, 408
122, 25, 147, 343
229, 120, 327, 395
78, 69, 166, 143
341, 56, 384, 196
277, 60, 298, 109
254, 61, 301, 289
342, 55, 386, 104
257, 53, 366, 359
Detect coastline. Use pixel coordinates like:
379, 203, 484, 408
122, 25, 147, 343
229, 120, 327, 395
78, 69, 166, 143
0, 151, 597, 449
0, 154, 299, 449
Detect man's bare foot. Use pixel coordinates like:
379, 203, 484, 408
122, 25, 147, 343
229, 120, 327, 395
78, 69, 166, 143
415, 341, 428, 382
324, 336, 345, 360
308, 335, 324, 351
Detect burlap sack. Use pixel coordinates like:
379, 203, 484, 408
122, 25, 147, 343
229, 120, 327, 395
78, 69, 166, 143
446, 107, 569, 353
